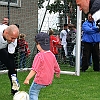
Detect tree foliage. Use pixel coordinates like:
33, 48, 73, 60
38, 0, 73, 13
38, 0, 77, 24
38, 0, 47, 9
46, 0, 64, 13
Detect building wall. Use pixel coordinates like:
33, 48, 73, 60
0, 0, 38, 50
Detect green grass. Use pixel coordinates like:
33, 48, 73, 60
0, 66, 100, 100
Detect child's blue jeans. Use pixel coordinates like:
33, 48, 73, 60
29, 82, 46, 100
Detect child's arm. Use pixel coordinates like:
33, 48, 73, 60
24, 70, 36, 85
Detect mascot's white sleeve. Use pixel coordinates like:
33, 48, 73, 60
8, 39, 17, 54
92, 10, 100, 22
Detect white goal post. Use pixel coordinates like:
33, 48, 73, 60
60, 6, 82, 76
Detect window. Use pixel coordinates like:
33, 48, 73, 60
0, 0, 21, 7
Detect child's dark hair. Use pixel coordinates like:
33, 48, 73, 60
34, 37, 39, 45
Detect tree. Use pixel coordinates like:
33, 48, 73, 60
46, 0, 77, 24
38, 0, 77, 29
38, 0, 48, 9
46, 0, 64, 13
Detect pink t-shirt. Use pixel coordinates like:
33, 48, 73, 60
32, 50, 60, 85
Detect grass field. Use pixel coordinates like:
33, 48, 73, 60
0, 65, 100, 100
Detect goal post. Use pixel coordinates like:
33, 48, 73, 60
75, 6, 82, 76
60, 6, 82, 76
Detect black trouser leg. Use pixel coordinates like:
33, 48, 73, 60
8, 53, 17, 92
92, 43, 99, 71
0, 49, 17, 92
82, 43, 91, 71
61, 46, 66, 63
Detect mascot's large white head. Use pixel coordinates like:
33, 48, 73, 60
13, 91, 29, 100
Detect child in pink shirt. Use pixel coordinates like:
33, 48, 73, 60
24, 32, 60, 100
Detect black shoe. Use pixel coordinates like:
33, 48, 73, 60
11, 89, 18, 95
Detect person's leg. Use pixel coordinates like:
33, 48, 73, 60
63, 44, 67, 57
29, 82, 46, 100
8, 53, 20, 94
0, 49, 20, 95
69, 43, 75, 66
67, 42, 71, 56
61, 46, 66, 63
88, 55, 92, 66
92, 43, 99, 71
63, 44, 69, 64
61, 45, 65, 57
82, 43, 90, 71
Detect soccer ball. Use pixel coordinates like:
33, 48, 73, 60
13, 91, 29, 100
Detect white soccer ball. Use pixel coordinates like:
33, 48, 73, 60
13, 91, 29, 100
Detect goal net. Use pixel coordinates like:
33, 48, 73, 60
0, 0, 82, 76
